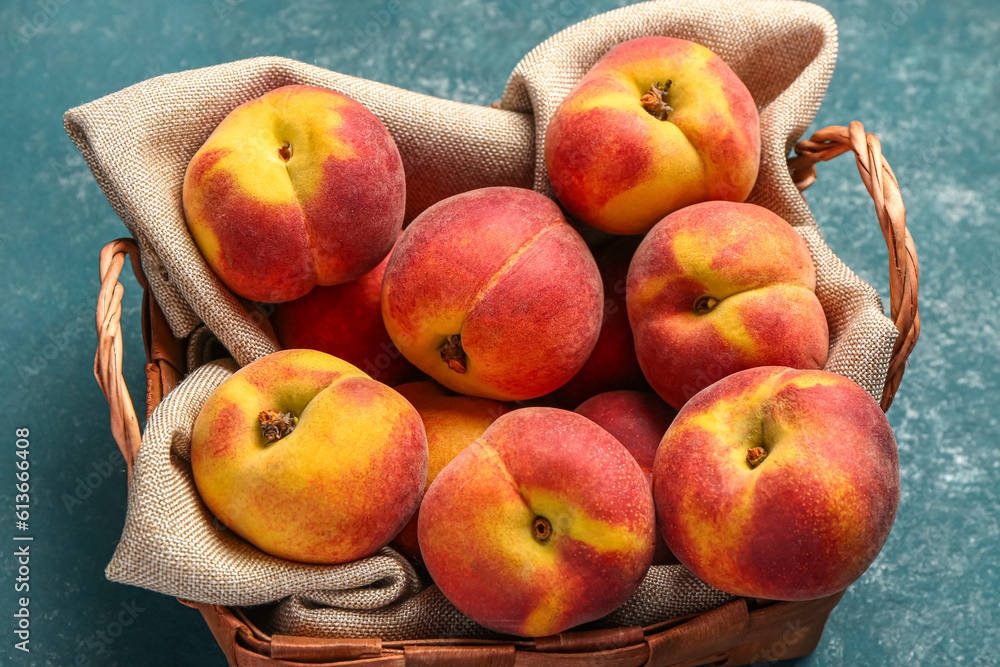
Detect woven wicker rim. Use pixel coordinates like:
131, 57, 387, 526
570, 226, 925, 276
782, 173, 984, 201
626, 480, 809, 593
789, 121, 920, 409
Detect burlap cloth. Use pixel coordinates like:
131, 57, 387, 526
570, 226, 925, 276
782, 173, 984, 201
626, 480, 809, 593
67, 0, 899, 640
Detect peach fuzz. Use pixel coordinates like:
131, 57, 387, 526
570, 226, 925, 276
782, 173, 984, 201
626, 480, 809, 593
653, 367, 900, 600
575, 390, 678, 564
183, 84, 405, 303
271, 242, 418, 386
545, 237, 648, 407
381, 187, 603, 401
545, 36, 759, 235
190, 349, 427, 564
627, 201, 829, 409
390, 381, 509, 561
418, 407, 655, 636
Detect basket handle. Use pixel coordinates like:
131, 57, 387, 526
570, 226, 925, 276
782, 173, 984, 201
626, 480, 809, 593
96, 239, 147, 480
96, 236, 187, 479
788, 121, 920, 411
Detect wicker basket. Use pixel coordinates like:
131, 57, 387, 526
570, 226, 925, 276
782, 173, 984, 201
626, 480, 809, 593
93, 122, 918, 666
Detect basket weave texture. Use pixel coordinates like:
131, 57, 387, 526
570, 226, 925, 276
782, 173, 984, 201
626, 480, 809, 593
72, 0, 910, 646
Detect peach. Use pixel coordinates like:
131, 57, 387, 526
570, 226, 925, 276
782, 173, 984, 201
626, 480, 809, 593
382, 187, 603, 401
183, 84, 406, 303
575, 390, 678, 564
390, 381, 509, 562
627, 201, 829, 409
190, 349, 427, 564
271, 242, 418, 386
653, 367, 900, 600
418, 407, 655, 636
545, 237, 648, 407
545, 36, 759, 235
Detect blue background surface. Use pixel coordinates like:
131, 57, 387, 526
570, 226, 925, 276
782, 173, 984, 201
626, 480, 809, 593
1, 1, 997, 665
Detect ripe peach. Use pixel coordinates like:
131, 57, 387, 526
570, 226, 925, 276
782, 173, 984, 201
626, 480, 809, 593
389, 381, 509, 562
190, 349, 427, 564
575, 390, 678, 564
382, 187, 603, 401
183, 84, 406, 303
627, 201, 829, 409
545, 36, 759, 235
418, 407, 655, 637
271, 243, 418, 386
545, 237, 647, 407
654, 367, 900, 600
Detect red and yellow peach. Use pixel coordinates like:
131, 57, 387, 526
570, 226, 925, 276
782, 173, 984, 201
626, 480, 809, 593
382, 187, 603, 401
545, 36, 759, 235
627, 201, 829, 409
653, 366, 900, 600
183, 84, 406, 303
418, 407, 655, 636
190, 349, 427, 564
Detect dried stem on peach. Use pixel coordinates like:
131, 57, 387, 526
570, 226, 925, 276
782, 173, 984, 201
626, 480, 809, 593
640, 81, 673, 120
439, 334, 467, 374
746, 446, 768, 469
259, 409, 298, 443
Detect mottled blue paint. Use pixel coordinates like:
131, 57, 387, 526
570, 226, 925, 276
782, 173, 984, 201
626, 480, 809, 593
0, 0, 996, 665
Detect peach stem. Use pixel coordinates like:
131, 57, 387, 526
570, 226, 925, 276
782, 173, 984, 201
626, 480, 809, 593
439, 334, 467, 374
746, 446, 768, 468
259, 409, 298, 444
640, 81, 673, 120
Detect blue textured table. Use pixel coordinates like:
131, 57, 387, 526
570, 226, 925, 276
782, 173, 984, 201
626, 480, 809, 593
1, 1, 997, 665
